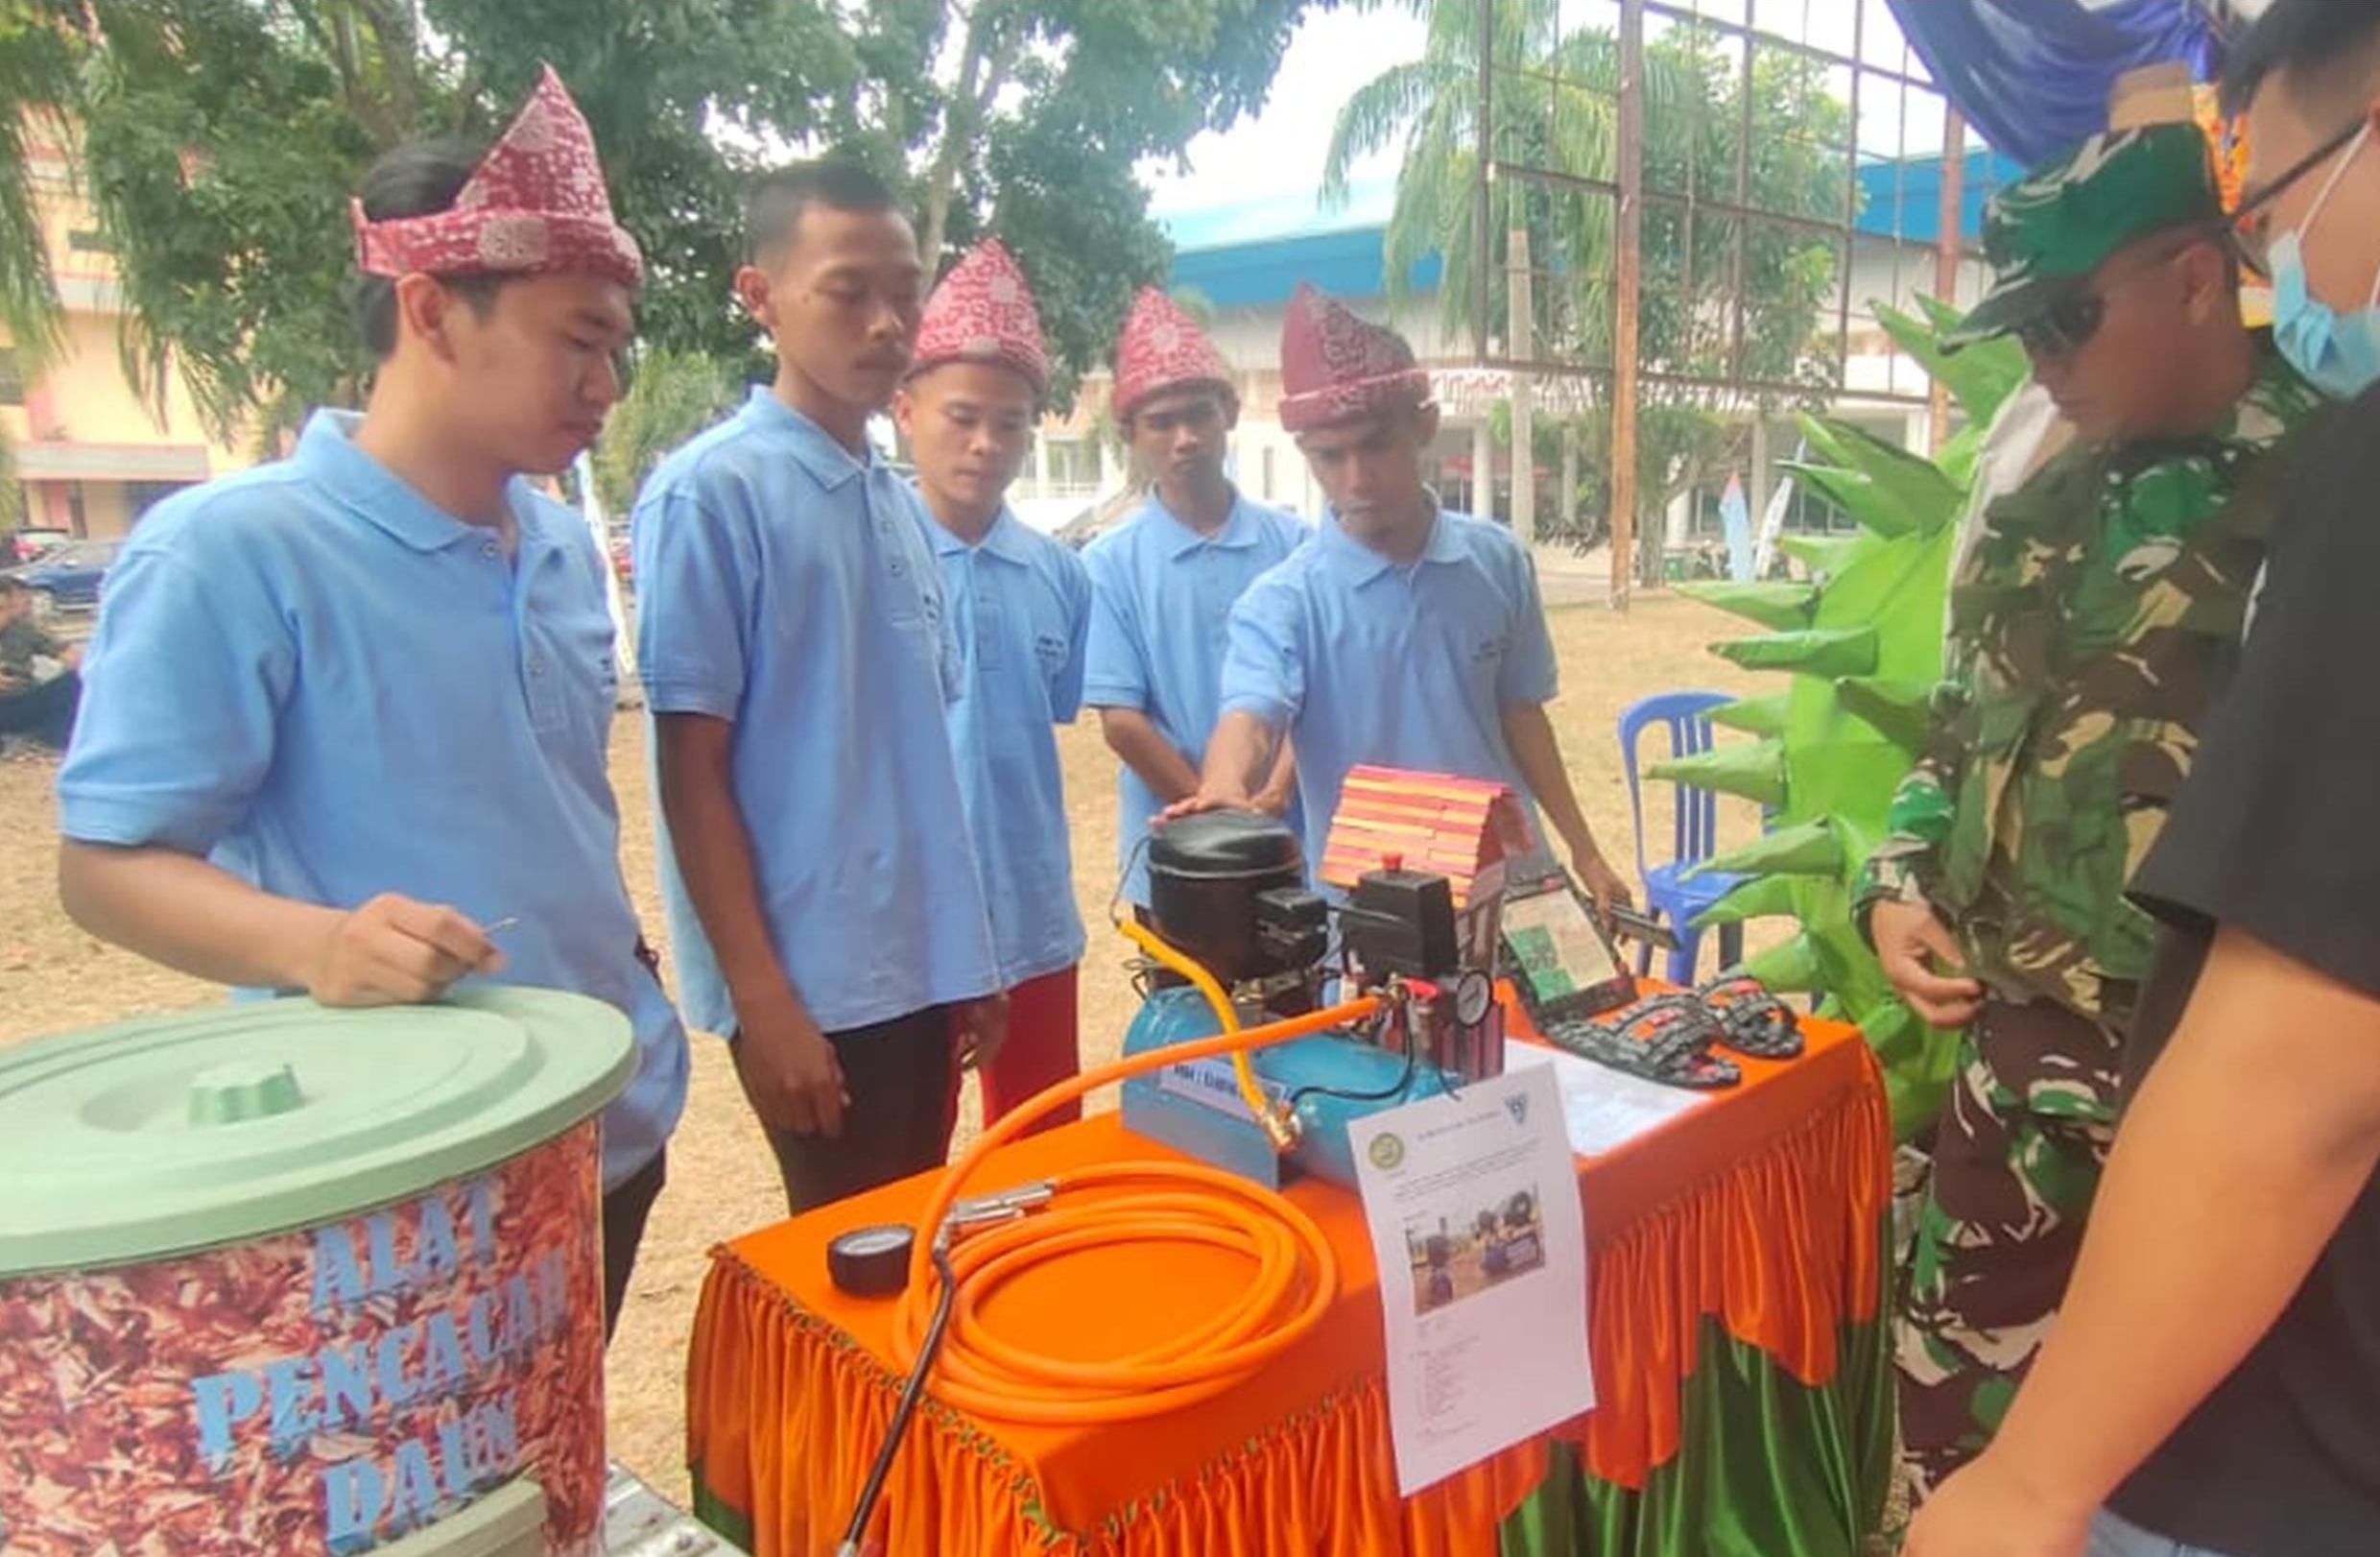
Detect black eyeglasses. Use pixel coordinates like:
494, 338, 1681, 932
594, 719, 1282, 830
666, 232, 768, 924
2014, 289, 2107, 359
2231, 118, 2367, 276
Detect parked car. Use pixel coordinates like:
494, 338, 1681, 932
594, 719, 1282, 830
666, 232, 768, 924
9, 528, 72, 564
12, 539, 123, 617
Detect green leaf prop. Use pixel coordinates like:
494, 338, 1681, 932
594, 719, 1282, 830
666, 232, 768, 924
1646, 738, 1787, 809
1708, 692, 1792, 738
1711, 627, 1879, 679
1690, 874, 1802, 928
1692, 300, 2024, 1138
1676, 580, 1819, 632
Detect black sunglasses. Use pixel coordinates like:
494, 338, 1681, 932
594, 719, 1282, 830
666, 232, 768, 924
2231, 118, 2367, 275
2014, 290, 2107, 359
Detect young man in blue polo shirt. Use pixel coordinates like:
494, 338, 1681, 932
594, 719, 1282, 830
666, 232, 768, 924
635, 162, 1006, 1211
53, 69, 689, 1337
1084, 288, 1304, 909
1180, 284, 1631, 917
893, 240, 1092, 1132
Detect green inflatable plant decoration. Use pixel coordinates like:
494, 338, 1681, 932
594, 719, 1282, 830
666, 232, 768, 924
1652, 299, 2028, 1139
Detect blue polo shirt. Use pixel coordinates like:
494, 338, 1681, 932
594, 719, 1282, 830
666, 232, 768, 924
632, 388, 999, 1036
57, 411, 688, 1192
1219, 508, 1558, 865
920, 506, 1091, 987
1082, 491, 1306, 903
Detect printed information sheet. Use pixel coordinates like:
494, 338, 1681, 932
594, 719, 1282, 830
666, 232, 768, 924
1349, 1066, 1595, 1495
1503, 1039, 1708, 1157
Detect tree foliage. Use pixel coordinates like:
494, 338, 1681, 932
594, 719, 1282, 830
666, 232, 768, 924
1323, 0, 1859, 552
0, 0, 1328, 443
589, 347, 740, 516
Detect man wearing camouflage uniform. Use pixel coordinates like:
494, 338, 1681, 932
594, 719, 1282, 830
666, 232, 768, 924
1855, 123, 2324, 1497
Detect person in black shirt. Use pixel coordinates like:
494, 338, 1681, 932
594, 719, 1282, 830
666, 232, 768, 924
1909, 6, 2380, 1554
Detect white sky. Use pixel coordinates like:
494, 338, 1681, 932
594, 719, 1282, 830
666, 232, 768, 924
1140, 0, 1946, 239
1143, 7, 1429, 228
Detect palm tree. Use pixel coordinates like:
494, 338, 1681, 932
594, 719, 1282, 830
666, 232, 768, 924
1321, 1, 1852, 563
1321, 1, 1680, 364
0, 5, 79, 371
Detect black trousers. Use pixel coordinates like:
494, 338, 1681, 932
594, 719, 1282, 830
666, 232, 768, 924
749, 1005, 958, 1215
599, 1148, 667, 1343
0, 674, 78, 748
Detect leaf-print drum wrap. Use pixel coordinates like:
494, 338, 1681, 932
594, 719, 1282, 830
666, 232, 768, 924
0, 1123, 607, 1557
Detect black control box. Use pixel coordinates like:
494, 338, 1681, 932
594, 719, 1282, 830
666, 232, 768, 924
1340, 866, 1461, 979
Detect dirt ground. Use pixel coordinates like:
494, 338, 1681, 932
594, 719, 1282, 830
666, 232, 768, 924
0, 587, 1767, 1502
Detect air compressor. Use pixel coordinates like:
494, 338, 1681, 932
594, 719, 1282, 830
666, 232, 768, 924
1118, 805, 1510, 1188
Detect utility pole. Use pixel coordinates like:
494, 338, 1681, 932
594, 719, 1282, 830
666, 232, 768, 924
1611, 0, 1646, 611
1509, 224, 1535, 543
1931, 106, 1965, 454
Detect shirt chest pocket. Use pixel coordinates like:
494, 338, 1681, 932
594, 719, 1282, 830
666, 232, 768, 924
531, 603, 618, 733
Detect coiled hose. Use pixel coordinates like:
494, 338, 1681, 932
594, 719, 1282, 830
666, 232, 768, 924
886, 945, 1378, 1425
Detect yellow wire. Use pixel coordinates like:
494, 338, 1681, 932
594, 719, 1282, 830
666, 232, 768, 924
1115, 917, 1298, 1149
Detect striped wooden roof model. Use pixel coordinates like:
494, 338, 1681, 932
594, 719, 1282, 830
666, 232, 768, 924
1318, 766, 1532, 910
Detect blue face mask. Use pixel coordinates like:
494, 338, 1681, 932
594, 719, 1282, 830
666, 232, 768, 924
2271, 124, 2380, 399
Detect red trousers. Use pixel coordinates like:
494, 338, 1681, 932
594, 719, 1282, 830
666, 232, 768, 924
979, 964, 1082, 1135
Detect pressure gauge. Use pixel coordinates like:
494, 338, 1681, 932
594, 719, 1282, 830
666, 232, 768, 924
1450, 970, 1494, 1026
827, 1223, 916, 1296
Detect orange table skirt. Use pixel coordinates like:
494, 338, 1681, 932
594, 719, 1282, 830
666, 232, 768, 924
687, 1010, 1891, 1556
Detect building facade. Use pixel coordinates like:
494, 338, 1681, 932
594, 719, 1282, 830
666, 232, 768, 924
1020, 148, 2013, 551
2, 129, 251, 540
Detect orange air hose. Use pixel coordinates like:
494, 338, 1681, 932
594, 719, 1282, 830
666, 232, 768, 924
1115, 916, 1294, 1145
890, 989, 1380, 1425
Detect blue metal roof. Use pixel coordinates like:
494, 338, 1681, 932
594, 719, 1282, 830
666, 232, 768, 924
1171, 225, 1440, 307
1854, 147, 2026, 245
1163, 148, 2021, 308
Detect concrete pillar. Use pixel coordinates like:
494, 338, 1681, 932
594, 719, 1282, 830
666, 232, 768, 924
1664, 488, 1692, 551
1559, 422, 1579, 533
1748, 417, 1773, 525
1034, 429, 1054, 498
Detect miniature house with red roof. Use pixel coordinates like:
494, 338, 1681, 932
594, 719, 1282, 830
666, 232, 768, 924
1321, 765, 1534, 974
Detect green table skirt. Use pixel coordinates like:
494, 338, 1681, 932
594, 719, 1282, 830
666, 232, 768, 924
1503, 1312, 1894, 1557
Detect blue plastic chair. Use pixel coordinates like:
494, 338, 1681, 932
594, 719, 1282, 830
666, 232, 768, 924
1618, 690, 1747, 986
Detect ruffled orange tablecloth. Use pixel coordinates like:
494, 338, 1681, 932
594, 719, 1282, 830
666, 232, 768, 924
687, 1008, 1891, 1556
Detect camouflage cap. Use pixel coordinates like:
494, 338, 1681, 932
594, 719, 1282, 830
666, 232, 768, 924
1944, 123, 2221, 350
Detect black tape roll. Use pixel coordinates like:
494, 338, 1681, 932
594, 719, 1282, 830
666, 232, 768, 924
827, 1223, 916, 1297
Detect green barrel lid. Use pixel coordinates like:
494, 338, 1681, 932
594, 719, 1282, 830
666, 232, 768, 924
0, 987, 634, 1278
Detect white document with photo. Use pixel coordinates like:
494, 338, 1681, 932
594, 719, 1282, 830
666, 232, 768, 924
1349, 1065, 1595, 1496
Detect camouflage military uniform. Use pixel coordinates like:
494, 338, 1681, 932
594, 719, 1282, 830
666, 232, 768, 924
1859, 357, 2321, 1491
1850, 123, 2328, 1496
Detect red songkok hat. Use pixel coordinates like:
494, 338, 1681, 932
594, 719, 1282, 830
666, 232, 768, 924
351, 64, 642, 290
911, 239, 1050, 395
1277, 282, 1430, 433
1112, 286, 1233, 420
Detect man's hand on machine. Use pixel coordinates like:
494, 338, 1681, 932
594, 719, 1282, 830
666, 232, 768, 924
1871, 898, 1985, 1028
1157, 784, 1252, 823
730, 988, 851, 1138
953, 991, 1010, 1071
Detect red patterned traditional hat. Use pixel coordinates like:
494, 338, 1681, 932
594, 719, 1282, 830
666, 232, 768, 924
1277, 282, 1430, 433
911, 238, 1049, 395
1112, 286, 1233, 420
351, 64, 642, 290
